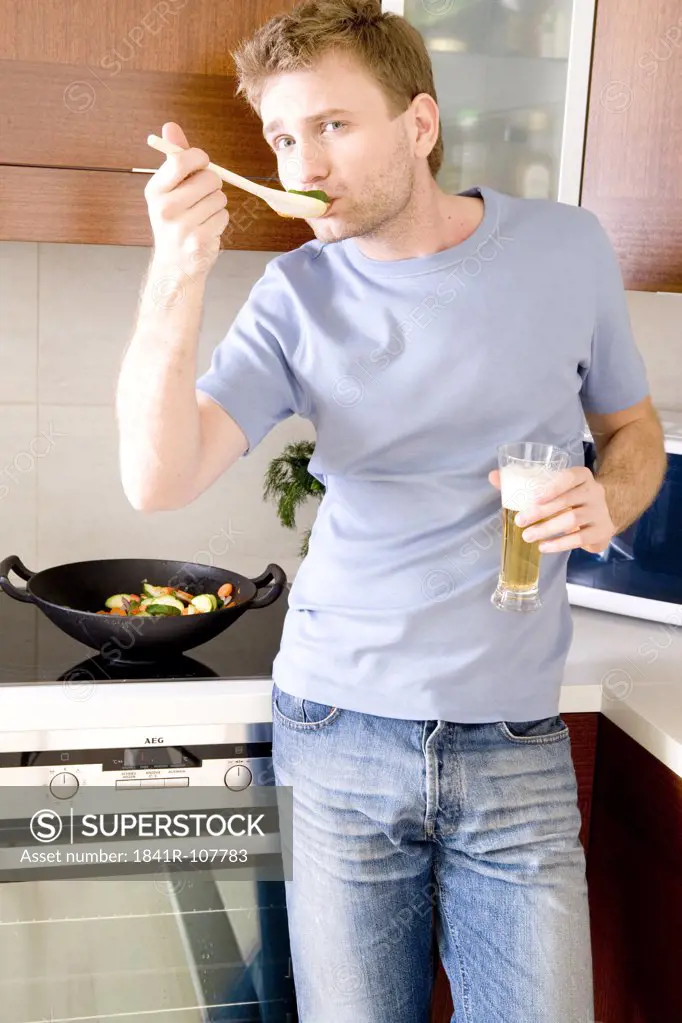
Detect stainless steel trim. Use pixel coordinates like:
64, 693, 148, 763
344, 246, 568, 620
558, 0, 597, 204
0, 721, 272, 753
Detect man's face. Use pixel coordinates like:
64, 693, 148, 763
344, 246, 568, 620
260, 50, 416, 242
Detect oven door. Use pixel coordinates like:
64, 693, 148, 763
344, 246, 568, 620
0, 866, 296, 1023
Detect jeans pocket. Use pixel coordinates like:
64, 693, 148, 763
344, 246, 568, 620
272, 683, 340, 730
497, 715, 570, 745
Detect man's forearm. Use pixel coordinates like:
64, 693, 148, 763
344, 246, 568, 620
595, 418, 667, 534
116, 257, 208, 511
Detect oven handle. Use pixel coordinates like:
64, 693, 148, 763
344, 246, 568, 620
0, 554, 38, 604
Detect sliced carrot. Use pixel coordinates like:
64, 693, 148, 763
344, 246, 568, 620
109, 607, 126, 616
96, 610, 108, 615
218, 583, 233, 599
128, 594, 140, 602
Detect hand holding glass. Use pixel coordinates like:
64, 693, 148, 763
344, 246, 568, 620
491, 442, 570, 613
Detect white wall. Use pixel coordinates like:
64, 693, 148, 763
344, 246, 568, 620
0, 242, 317, 583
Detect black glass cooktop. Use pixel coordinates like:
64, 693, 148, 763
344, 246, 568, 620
0, 587, 290, 686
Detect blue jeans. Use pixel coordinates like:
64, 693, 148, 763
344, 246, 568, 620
272, 683, 594, 1023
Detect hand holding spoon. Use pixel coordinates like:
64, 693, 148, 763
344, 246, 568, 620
144, 135, 329, 220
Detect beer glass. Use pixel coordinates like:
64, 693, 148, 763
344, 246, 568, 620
491, 442, 570, 613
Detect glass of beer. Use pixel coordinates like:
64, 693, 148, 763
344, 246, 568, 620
491, 442, 570, 613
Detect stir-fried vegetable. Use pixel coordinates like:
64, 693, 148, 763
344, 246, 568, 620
287, 187, 331, 203
97, 580, 235, 617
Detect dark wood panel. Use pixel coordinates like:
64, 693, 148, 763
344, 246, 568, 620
0, 61, 277, 175
430, 712, 599, 1022
430, 962, 452, 1023
0, 166, 314, 250
565, 711, 600, 851
0, 0, 296, 75
590, 715, 682, 867
581, 0, 682, 292
580, 197, 682, 293
588, 717, 682, 1023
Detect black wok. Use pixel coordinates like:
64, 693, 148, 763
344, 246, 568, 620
0, 555, 286, 662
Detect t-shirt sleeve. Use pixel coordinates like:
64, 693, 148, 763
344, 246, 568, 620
578, 215, 650, 415
196, 259, 308, 455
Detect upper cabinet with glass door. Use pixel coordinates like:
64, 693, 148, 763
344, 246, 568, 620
381, 0, 595, 205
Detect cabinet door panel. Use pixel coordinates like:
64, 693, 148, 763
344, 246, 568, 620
0, 0, 297, 75
564, 710, 599, 850
581, 0, 682, 291
0, 1, 307, 249
0, 166, 313, 250
588, 717, 682, 1021
384, 1, 595, 204
0, 60, 275, 176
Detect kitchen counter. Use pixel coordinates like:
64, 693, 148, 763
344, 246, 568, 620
0, 605, 680, 777
561, 606, 682, 777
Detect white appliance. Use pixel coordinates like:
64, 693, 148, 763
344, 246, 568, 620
566, 411, 682, 625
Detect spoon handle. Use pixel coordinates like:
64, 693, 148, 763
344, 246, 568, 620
146, 135, 268, 200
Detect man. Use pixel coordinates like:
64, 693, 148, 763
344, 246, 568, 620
116, 2, 666, 1020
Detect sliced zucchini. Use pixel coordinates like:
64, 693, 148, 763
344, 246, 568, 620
191, 593, 218, 613
105, 593, 135, 610
145, 602, 182, 616
142, 581, 166, 598
148, 595, 185, 613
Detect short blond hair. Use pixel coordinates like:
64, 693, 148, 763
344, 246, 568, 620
233, 0, 443, 177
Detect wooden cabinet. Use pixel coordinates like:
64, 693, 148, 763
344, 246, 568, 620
0, 0, 313, 250
580, 0, 682, 292
430, 711, 599, 1022
588, 717, 682, 1022
4, 0, 681, 279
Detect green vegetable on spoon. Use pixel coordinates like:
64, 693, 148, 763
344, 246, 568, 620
287, 188, 332, 204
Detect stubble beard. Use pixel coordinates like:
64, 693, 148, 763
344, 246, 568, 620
310, 148, 416, 246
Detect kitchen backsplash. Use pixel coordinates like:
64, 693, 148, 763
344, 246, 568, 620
0, 242, 317, 582
1, 241, 680, 580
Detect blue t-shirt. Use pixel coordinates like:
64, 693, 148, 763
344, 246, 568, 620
196, 186, 649, 722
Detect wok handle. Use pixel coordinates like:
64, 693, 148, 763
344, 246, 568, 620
0, 555, 38, 604
248, 563, 287, 609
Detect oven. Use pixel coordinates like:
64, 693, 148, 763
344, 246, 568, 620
0, 719, 296, 1023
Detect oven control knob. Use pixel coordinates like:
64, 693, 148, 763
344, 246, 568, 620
49, 771, 80, 799
224, 765, 252, 791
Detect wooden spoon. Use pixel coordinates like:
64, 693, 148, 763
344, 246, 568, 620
145, 135, 329, 220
